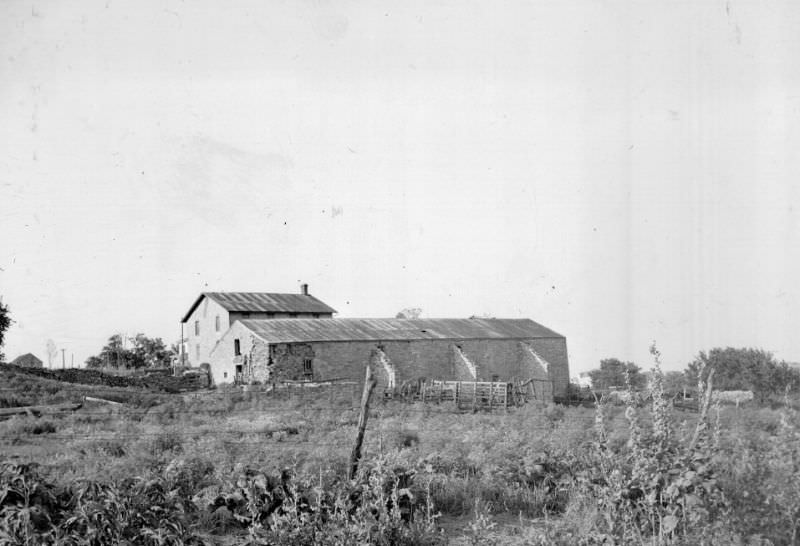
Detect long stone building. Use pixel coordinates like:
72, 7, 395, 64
207, 317, 569, 398
180, 286, 336, 367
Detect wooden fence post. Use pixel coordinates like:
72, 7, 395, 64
348, 364, 377, 481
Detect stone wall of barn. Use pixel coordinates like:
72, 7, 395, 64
255, 337, 569, 398
523, 337, 570, 399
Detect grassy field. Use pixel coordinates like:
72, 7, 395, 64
1, 365, 799, 545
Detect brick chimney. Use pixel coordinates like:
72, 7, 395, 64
300, 283, 309, 295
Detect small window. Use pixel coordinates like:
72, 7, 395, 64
195, 344, 200, 360
312, 313, 320, 319
215, 315, 220, 332
195, 320, 200, 335
491, 374, 500, 382
223, 372, 227, 379
234, 339, 241, 356
303, 358, 313, 378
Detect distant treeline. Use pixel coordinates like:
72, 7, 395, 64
585, 347, 800, 404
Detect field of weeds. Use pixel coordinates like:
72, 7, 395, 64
1, 358, 799, 545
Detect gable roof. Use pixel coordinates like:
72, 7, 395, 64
10, 353, 43, 366
237, 317, 564, 344
181, 292, 337, 323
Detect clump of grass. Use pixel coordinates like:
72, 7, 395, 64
93, 438, 126, 458
144, 430, 184, 457
28, 420, 57, 435
0, 416, 60, 444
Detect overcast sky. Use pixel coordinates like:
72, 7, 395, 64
1, 0, 799, 373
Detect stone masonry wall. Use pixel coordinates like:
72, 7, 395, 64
257, 336, 569, 397
526, 337, 570, 398
269, 343, 315, 380
250, 338, 270, 383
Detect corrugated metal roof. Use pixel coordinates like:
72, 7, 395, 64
181, 292, 337, 322
237, 317, 564, 343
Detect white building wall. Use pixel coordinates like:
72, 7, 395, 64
183, 297, 231, 367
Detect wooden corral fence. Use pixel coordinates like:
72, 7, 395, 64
182, 375, 556, 410
424, 380, 512, 410
386, 377, 556, 409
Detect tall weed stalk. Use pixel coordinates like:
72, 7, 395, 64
578, 343, 732, 544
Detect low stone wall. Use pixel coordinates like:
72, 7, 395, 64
0, 364, 209, 392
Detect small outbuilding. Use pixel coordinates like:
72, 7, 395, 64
209, 317, 569, 399
10, 353, 44, 368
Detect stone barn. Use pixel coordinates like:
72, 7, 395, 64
208, 317, 569, 398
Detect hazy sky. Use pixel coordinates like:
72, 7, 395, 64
1, 0, 799, 373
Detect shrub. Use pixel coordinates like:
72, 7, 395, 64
572, 344, 733, 543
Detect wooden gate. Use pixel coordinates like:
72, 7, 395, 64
424, 380, 513, 409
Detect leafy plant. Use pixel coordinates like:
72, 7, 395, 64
575, 344, 732, 544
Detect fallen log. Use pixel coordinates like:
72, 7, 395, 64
83, 396, 122, 406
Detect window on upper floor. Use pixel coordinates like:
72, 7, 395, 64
234, 339, 241, 356
195, 320, 199, 335
215, 315, 220, 332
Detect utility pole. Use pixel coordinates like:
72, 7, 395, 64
61, 348, 65, 369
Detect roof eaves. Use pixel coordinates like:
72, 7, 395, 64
308, 295, 338, 314
180, 293, 209, 323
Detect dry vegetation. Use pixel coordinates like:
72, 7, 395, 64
1, 355, 799, 545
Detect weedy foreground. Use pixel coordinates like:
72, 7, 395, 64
1, 354, 799, 545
